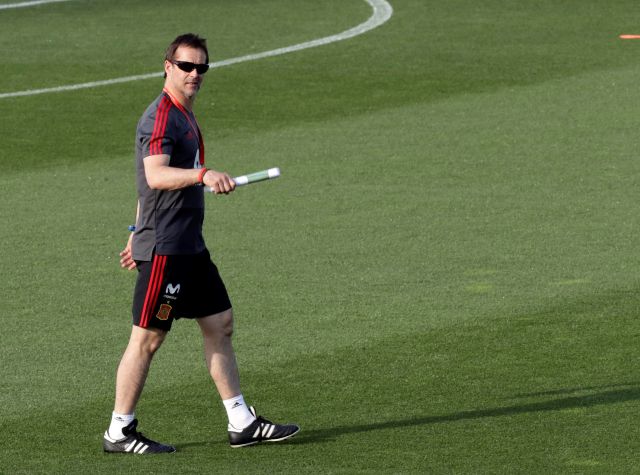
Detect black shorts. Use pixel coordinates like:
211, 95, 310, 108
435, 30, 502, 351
132, 249, 232, 331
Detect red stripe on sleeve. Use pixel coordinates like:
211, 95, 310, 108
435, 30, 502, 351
149, 96, 172, 156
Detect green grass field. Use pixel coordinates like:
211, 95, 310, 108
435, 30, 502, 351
2, 0, 640, 472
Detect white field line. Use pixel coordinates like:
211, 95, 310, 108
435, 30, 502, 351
0, 0, 71, 10
0, 0, 393, 100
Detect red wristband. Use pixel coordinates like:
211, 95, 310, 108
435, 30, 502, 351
197, 167, 209, 184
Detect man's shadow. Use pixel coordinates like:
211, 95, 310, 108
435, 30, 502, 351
174, 383, 640, 449
291, 382, 640, 445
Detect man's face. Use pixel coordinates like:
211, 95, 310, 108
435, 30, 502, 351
164, 45, 208, 100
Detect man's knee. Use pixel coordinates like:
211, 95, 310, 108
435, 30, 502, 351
217, 308, 234, 337
129, 325, 167, 355
199, 308, 234, 338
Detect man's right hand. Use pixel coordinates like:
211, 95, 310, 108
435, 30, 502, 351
119, 233, 137, 270
203, 170, 236, 194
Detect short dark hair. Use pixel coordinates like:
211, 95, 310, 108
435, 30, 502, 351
164, 33, 209, 77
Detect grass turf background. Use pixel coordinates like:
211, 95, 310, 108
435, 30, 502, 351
2, 0, 640, 472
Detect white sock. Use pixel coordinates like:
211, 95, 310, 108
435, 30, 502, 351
108, 412, 135, 440
223, 395, 256, 431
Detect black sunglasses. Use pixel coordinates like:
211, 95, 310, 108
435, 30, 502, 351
171, 60, 210, 75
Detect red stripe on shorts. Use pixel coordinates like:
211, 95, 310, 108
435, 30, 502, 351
139, 255, 167, 328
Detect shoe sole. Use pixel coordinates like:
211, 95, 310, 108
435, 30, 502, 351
103, 441, 176, 454
103, 448, 176, 454
230, 427, 301, 448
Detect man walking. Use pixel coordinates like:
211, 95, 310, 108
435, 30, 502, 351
103, 33, 299, 454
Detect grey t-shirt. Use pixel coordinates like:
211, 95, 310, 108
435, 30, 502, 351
132, 91, 206, 261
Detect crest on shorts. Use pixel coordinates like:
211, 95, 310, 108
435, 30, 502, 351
156, 304, 172, 321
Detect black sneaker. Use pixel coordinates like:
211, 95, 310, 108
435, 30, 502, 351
228, 406, 300, 448
103, 419, 176, 454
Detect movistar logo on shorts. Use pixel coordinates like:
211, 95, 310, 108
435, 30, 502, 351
165, 283, 181, 295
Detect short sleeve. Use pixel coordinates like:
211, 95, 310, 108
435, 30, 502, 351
137, 96, 175, 157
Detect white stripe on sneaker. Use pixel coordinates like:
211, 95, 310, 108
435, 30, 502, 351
260, 424, 275, 438
134, 442, 147, 453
